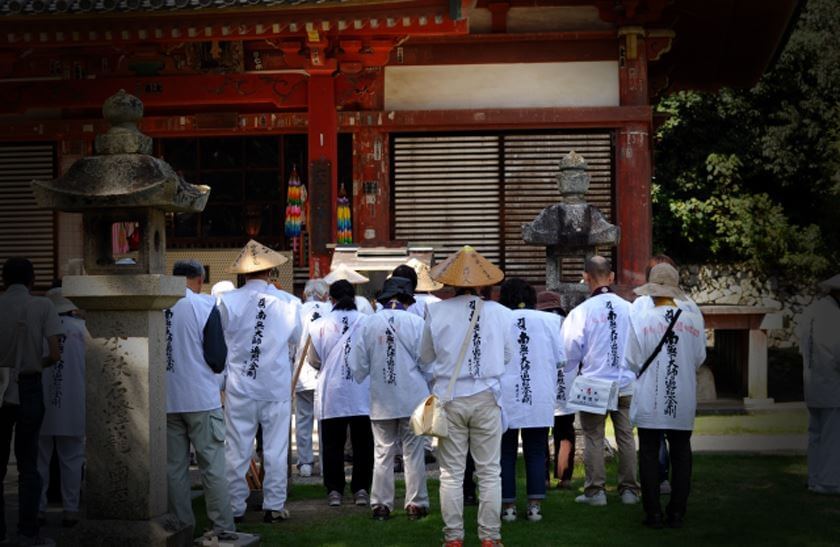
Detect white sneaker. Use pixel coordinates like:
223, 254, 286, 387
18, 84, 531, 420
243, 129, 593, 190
501, 507, 517, 522
620, 490, 640, 505
574, 491, 607, 506
660, 480, 671, 495
299, 464, 313, 477
526, 504, 542, 522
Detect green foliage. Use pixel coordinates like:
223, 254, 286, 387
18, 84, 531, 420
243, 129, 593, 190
653, 0, 840, 280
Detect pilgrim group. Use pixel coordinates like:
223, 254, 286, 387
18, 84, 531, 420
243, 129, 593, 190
0, 243, 838, 546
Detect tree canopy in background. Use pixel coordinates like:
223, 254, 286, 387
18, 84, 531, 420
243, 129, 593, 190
652, 0, 839, 281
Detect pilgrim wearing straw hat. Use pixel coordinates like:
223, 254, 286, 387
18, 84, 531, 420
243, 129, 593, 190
625, 262, 706, 529
418, 245, 512, 547
796, 273, 840, 496
219, 240, 302, 524
350, 276, 430, 521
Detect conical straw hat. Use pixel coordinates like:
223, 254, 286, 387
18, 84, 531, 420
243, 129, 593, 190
324, 263, 369, 285
406, 258, 443, 292
228, 239, 289, 274
430, 245, 504, 288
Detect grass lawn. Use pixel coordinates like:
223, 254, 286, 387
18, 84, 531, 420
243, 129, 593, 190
603, 410, 808, 438
193, 454, 839, 546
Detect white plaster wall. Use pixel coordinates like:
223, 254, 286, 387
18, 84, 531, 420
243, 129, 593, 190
384, 62, 619, 111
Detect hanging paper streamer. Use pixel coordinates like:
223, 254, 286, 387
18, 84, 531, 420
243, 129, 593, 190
337, 183, 352, 244
284, 165, 303, 238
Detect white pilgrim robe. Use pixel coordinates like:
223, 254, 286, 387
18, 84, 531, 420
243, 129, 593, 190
309, 309, 370, 420
294, 301, 330, 393
408, 293, 442, 320
355, 296, 375, 315
419, 295, 514, 401
41, 315, 88, 437
219, 279, 302, 402
501, 309, 565, 429
351, 309, 429, 420
631, 294, 701, 315
165, 289, 222, 413
625, 305, 706, 430
796, 296, 840, 408
561, 292, 634, 394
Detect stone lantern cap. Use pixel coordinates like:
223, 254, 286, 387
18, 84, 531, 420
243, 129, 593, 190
31, 89, 209, 213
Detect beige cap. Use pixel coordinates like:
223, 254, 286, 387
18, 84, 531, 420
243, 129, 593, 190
228, 239, 289, 274
406, 258, 443, 292
46, 287, 78, 315
633, 263, 687, 300
324, 263, 369, 285
430, 245, 504, 288
819, 274, 840, 291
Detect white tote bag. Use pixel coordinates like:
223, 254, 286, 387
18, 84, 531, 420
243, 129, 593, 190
565, 375, 618, 415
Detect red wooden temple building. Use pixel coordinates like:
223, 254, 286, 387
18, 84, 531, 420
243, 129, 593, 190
0, 0, 802, 291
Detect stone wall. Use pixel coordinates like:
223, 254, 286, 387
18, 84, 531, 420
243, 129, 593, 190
679, 263, 818, 348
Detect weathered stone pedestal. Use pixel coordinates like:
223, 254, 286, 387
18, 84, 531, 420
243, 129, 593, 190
61, 275, 190, 546
31, 91, 211, 547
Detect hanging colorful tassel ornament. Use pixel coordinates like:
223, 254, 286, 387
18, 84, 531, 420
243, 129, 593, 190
284, 165, 303, 238
337, 183, 352, 244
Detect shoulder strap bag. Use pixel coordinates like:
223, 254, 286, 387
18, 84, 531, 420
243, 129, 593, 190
410, 298, 483, 438
637, 308, 682, 378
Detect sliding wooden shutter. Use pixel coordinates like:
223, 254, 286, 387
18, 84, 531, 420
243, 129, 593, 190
503, 133, 614, 282
392, 135, 502, 263
0, 144, 56, 288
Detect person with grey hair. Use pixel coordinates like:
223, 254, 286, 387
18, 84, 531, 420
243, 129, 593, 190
293, 278, 331, 477
560, 255, 640, 507
164, 260, 234, 537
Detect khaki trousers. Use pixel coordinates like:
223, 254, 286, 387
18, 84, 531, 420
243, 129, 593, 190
437, 390, 502, 542
579, 395, 640, 496
167, 408, 234, 533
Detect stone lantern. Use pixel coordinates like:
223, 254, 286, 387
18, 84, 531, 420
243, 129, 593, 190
522, 151, 620, 312
31, 90, 209, 545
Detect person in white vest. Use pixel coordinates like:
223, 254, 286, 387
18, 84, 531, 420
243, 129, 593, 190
37, 289, 89, 528
419, 246, 512, 547
498, 278, 565, 524
293, 278, 330, 478
796, 273, 840, 496
536, 291, 573, 490
211, 280, 235, 303
351, 276, 430, 521
220, 241, 302, 523
631, 255, 700, 496
324, 264, 375, 315
164, 260, 234, 535
561, 255, 640, 507
307, 280, 373, 507
625, 263, 707, 528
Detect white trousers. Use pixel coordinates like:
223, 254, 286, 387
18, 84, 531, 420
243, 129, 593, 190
37, 435, 84, 513
808, 407, 840, 491
437, 390, 502, 542
225, 396, 291, 516
295, 390, 316, 466
370, 418, 429, 511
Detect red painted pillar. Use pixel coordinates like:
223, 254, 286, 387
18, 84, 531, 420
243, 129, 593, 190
615, 27, 652, 287
307, 72, 338, 278
352, 129, 390, 244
